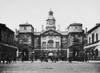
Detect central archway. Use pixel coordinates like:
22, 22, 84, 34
48, 51, 54, 56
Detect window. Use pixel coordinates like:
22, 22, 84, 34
89, 37, 91, 44
75, 26, 78, 29
49, 36, 53, 39
78, 34, 81, 37
56, 42, 59, 48
42, 42, 46, 48
74, 37, 79, 42
48, 40, 54, 48
92, 33, 94, 43
24, 26, 26, 30
96, 33, 98, 41
42, 36, 46, 39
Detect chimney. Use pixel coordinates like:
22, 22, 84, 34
58, 25, 60, 31
35, 28, 37, 32
42, 25, 45, 32
85, 28, 87, 33
15, 29, 18, 35
96, 23, 100, 26
42, 25, 44, 31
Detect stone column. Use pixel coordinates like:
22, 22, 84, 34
67, 49, 69, 58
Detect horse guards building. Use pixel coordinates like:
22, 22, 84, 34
0, 10, 100, 61
16, 10, 86, 60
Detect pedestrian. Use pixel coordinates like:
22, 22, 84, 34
30, 55, 34, 63
45, 55, 48, 62
13, 56, 17, 63
22, 55, 25, 63
68, 56, 72, 63
0, 58, 1, 63
2, 53, 5, 64
40, 56, 43, 62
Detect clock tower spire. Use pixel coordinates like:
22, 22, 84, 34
46, 9, 56, 31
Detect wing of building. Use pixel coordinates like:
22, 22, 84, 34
0, 23, 18, 63
84, 23, 100, 60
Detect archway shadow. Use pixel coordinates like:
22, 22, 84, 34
22, 49, 29, 61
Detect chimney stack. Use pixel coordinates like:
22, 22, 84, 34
85, 28, 87, 33
58, 25, 60, 31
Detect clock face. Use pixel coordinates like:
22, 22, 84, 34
49, 22, 52, 25
49, 20, 53, 25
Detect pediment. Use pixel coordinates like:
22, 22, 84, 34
41, 30, 61, 36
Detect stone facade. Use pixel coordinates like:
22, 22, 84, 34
0, 23, 18, 62
67, 23, 84, 59
17, 10, 85, 60
33, 10, 68, 59
18, 23, 34, 60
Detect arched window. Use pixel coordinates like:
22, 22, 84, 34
47, 40, 54, 48
96, 33, 98, 41
42, 42, 46, 49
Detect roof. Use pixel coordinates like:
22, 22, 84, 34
19, 24, 32, 26
46, 10, 56, 21
0, 23, 6, 27
40, 29, 61, 36
88, 23, 100, 33
19, 23, 34, 29
0, 23, 14, 33
70, 23, 82, 26
68, 23, 82, 29
69, 23, 82, 27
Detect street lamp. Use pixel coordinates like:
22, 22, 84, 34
0, 45, 1, 60
0, 45, 1, 51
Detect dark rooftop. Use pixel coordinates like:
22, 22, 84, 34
88, 23, 100, 33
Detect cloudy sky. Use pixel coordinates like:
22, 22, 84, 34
0, 0, 100, 32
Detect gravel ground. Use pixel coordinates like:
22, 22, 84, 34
0, 61, 100, 73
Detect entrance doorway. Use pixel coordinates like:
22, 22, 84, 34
73, 49, 79, 57
22, 49, 29, 61
48, 52, 54, 56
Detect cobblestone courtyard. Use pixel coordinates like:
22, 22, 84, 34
0, 61, 100, 73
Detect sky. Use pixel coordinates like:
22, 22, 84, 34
0, 0, 100, 32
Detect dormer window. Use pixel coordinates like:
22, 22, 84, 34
24, 26, 26, 30
75, 26, 78, 29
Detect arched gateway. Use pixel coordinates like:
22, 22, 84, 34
47, 51, 54, 56
69, 44, 84, 61
22, 49, 29, 61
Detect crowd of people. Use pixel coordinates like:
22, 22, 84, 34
39, 55, 59, 62
0, 53, 89, 64
0, 52, 98, 64
0, 52, 16, 64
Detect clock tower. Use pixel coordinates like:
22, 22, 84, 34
46, 9, 56, 31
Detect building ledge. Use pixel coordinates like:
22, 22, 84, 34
86, 40, 100, 46
84, 41, 100, 49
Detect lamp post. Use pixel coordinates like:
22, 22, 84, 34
0, 45, 1, 61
